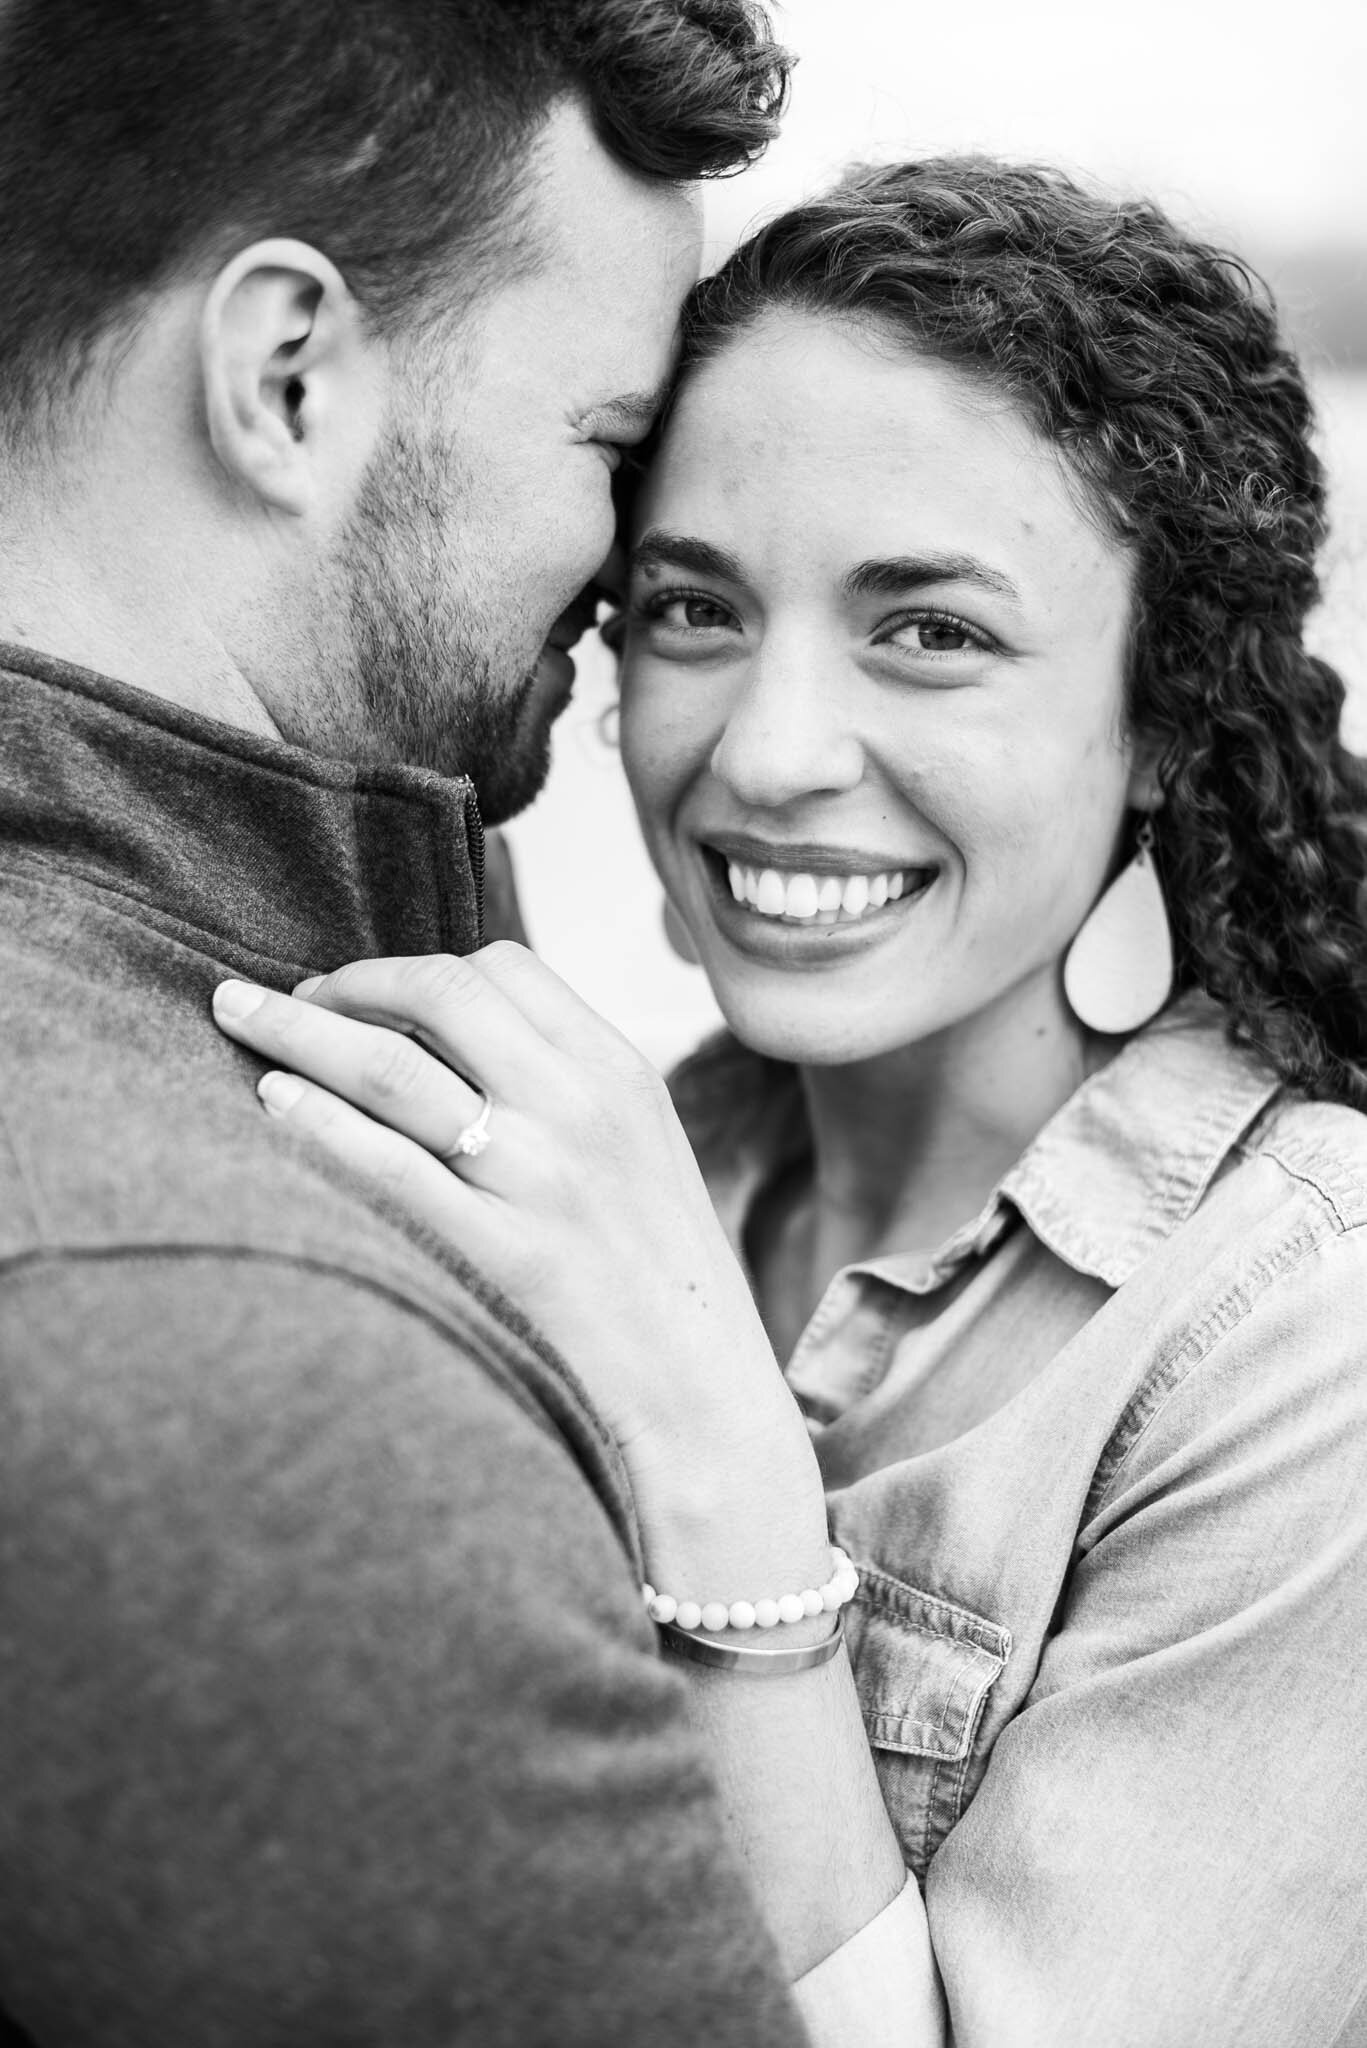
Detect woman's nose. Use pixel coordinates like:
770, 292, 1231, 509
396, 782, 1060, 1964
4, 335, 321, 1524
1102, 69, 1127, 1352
709, 642, 864, 807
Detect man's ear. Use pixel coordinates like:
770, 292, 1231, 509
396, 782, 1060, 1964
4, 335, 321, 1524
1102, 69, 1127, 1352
200, 239, 380, 517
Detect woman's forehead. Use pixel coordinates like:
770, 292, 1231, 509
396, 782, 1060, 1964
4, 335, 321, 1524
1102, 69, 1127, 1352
659, 314, 1042, 494
642, 315, 1130, 607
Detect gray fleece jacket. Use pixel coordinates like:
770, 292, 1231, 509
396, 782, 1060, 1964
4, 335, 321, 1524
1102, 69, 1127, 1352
0, 647, 804, 2048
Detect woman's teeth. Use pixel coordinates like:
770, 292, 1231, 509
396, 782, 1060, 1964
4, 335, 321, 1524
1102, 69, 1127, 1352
726, 863, 920, 924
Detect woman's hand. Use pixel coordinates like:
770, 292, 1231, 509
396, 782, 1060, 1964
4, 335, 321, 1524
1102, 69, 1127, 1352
212, 945, 829, 1598
212, 949, 931, 2006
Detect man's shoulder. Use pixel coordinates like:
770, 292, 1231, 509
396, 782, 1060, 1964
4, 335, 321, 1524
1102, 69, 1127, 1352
0, 864, 426, 1271
0, 873, 627, 1522
0, 886, 807, 2048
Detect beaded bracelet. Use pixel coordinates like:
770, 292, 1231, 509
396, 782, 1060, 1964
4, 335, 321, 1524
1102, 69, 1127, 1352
642, 1543, 859, 1634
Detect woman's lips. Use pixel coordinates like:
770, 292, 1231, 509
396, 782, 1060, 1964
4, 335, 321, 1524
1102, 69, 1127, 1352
698, 842, 939, 929
685, 844, 939, 966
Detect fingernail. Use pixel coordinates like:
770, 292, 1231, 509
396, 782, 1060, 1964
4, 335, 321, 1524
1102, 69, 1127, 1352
258, 1071, 305, 1115
214, 979, 267, 1021
293, 975, 323, 1000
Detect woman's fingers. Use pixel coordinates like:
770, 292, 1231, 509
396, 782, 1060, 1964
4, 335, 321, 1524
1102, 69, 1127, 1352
295, 944, 653, 1080
469, 942, 649, 1064
213, 980, 493, 1168
252, 1069, 511, 1264
291, 950, 561, 1077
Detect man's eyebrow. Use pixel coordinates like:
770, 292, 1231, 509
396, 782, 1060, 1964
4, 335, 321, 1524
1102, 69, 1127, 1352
581, 387, 672, 441
631, 530, 745, 583
843, 554, 1023, 608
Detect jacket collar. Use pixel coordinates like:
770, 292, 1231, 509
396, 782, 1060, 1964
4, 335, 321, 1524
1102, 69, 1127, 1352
0, 643, 485, 982
673, 998, 1282, 1294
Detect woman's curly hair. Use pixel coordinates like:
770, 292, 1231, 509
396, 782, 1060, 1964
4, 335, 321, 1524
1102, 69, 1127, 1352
675, 156, 1367, 1108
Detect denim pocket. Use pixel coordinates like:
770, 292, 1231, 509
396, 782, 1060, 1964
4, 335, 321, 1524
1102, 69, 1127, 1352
845, 1565, 1011, 1879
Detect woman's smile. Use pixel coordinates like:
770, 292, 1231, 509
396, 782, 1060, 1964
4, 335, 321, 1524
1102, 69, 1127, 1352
619, 310, 1141, 1069
723, 858, 932, 923
691, 835, 941, 962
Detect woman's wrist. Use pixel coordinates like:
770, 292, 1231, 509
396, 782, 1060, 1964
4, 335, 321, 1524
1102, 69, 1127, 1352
625, 1385, 835, 1638
647, 1543, 855, 1631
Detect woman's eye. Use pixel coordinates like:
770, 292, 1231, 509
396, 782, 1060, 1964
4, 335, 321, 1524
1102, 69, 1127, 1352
631, 588, 737, 635
883, 611, 987, 656
666, 595, 731, 630
913, 620, 970, 652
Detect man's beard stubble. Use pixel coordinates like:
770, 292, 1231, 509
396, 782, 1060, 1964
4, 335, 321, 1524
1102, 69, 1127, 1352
333, 417, 554, 828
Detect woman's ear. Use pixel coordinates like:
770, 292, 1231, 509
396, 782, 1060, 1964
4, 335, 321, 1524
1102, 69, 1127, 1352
1126, 727, 1167, 816
200, 238, 381, 517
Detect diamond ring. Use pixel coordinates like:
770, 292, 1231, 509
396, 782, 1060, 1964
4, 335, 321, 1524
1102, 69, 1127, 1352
451, 1088, 493, 1160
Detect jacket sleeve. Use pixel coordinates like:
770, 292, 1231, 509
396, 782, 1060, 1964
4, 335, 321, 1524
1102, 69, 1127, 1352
0, 1251, 806, 2048
924, 1223, 1367, 2046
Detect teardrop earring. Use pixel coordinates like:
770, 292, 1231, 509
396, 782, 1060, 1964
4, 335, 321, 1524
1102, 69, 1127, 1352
1063, 818, 1174, 1035
662, 897, 701, 967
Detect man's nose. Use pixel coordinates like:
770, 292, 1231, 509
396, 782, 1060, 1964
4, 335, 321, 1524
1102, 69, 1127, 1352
709, 637, 864, 807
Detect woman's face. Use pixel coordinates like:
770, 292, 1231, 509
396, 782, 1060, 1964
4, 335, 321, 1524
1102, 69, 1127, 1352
619, 311, 1147, 1068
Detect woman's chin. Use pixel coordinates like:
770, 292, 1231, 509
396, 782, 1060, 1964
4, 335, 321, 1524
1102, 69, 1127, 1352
708, 980, 908, 1069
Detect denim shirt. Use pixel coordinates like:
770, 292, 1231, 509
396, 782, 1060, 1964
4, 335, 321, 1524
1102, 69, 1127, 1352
673, 1004, 1367, 2047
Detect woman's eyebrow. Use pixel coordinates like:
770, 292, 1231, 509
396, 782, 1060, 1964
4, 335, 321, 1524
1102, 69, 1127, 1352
843, 553, 1023, 608
631, 530, 745, 582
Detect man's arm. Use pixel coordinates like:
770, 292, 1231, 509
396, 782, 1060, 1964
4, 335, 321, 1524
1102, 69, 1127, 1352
0, 1251, 807, 2048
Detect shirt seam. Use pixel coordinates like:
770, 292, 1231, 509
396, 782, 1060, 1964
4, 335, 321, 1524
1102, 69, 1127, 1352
853, 1561, 1012, 1657
1327, 1981, 1367, 2048
0, 1238, 634, 1549
1248, 1133, 1367, 1230
1007, 1062, 1278, 1284
1083, 1207, 1362, 1525
794, 1281, 902, 1406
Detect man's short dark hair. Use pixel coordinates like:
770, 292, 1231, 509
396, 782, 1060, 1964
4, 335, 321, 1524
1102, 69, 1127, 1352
0, 0, 790, 443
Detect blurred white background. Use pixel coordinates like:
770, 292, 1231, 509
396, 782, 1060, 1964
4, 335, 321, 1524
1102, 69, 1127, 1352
507, 0, 1367, 1067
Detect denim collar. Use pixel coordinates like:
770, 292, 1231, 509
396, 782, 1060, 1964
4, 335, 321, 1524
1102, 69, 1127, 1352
0, 643, 485, 983
673, 998, 1282, 1295
997, 1001, 1280, 1286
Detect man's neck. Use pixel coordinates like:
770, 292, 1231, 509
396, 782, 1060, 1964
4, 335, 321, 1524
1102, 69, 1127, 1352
0, 498, 280, 741
0, 645, 488, 978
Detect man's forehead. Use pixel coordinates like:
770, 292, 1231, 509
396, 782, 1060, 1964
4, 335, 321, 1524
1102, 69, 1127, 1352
529, 99, 702, 274
541, 190, 701, 302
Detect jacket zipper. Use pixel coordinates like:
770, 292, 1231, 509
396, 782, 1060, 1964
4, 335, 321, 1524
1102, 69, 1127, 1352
462, 777, 486, 949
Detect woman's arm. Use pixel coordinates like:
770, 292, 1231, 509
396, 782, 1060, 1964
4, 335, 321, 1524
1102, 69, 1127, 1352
913, 1217, 1367, 2045
686, 1639, 944, 2042
212, 947, 943, 2039
214, 949, 1367, 2037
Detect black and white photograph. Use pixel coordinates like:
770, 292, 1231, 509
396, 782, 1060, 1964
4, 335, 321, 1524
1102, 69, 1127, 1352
0, 3, 1364, 2041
